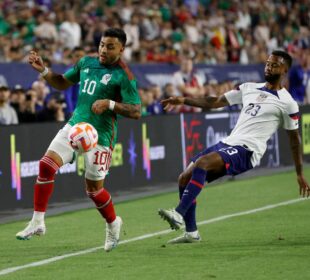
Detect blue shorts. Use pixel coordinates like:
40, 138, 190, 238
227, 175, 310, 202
191, 142, 253, 181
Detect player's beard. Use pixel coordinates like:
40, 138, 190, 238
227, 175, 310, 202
264, 73, 281, 83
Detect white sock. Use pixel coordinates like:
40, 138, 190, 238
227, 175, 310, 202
187, 230, 199, 237
32, 211, 45, 223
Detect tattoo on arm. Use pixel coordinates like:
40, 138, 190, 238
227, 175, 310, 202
114, 103, 141, 119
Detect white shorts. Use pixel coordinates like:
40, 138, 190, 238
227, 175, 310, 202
48, 124, 112, 181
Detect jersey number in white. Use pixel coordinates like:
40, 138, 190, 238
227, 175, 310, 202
245, 103, 261, 116
219, 147, 238, 155
82, 79, 97, 95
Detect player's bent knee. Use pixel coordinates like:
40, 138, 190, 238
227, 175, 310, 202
38, 156, 60, 180
178, 172, 190, 186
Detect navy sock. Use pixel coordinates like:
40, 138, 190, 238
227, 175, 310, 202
179, 185, 197, 232
176, 167, 206, 217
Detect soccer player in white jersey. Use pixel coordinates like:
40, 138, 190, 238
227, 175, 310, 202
158, 50, 310, 244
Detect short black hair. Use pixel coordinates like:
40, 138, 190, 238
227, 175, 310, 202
271, 50, 293, 68
103, 28, 127, 46
72, 46, 84, 53
0, 86, 9, 91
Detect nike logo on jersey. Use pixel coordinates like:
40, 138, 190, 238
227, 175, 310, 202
100, 74, 112, 85
83, 68, 89, 73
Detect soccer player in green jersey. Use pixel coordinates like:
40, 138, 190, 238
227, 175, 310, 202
16, 28, 141, 252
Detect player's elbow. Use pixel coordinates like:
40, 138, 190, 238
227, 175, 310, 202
131, 111, 141, 120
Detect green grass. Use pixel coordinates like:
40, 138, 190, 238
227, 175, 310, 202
0, 167, 310, 280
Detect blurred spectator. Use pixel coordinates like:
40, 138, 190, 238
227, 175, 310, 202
123, 13, 140, 62
37, 91, 66, 122
0, 86, 18, 125
31, 80, 50, 112
0, 0, 308, 66
138, 88, 149, 116
10, 84, 25, 112
63, 46, 85, 117
59, 11, 81, 49
18, 89, 38, 123
34, 11, 58, 43
146, 84, 164, 115
288, 48, 310, 104
171, 56, 204, 113
0, 0, 309, 115
162, 82, 181, 114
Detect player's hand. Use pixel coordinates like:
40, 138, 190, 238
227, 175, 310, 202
28, 51, 45, 73
161, 97, 185, 111
297, 175, 310, 197
92, 99, 109, 114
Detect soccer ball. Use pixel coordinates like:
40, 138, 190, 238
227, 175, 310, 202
68, 122, 98, 153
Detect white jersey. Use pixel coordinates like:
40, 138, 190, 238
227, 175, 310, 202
223, 82, 299, 167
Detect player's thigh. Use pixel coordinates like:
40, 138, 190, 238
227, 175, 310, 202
194, 151, 226, 173
84, 145, 112, 181
47, 123, 75, 165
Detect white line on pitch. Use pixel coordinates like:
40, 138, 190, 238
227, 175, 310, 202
0, 198, 306, 276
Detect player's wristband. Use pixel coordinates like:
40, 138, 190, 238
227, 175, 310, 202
39, 67, 49, 77
109, 100, 116, 111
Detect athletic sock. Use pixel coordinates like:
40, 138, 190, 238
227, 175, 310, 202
34, 156, 60, 213
87, 188, 116, 223
179, 185, 197, 232
176, 167, 206, 217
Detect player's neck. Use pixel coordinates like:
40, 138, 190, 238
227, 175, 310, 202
265, 82, 282, 91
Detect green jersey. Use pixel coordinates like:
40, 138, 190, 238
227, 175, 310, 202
64, 56, 141, 149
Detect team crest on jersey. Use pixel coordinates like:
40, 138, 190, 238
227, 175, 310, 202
256, 93, 268, 102
100, 74, 112, 85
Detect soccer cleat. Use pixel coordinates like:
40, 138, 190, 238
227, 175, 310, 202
104, 216, 123, 252
16, 220, 46, 240
168, 231, 202, 244
158, 208, 184, 230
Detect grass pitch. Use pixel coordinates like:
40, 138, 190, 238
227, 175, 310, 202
0, 167, 310, 280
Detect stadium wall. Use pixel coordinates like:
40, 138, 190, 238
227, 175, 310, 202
1, 108, 309, 211
0, 63, 265, 89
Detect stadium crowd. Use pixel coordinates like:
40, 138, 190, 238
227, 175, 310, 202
0, 0, 309, 124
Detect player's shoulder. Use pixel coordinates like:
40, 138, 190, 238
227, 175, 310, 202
80, 55, 98, 64
239, 82, 265, 91
116, 59, 135, 81
75, 56, 98, 68
278, 87, 298, 106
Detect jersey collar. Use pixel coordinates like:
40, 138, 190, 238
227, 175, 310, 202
257, 86, 279, 98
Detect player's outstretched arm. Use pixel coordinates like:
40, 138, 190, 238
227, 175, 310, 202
92, 99, 141, 119
28, 51, 73, 90
286, 129, 310, 197
161, 95, 229, 111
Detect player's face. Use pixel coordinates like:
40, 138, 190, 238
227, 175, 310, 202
264, 55, 286, 83
98, 37, 124, 65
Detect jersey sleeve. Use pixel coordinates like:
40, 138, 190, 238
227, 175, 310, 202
63, 57, 84, 84
120, 76, 141, 104
282, 100, 299, 130
224, 84, 244, 105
